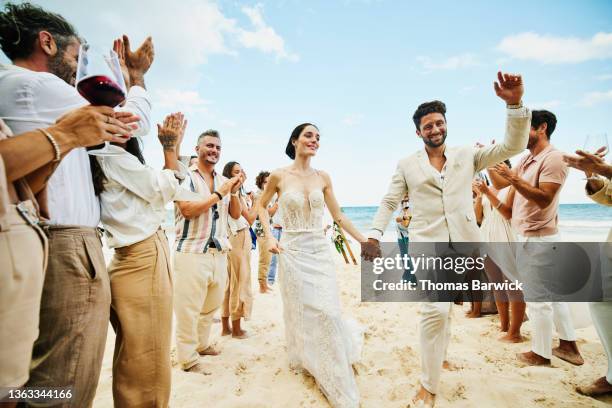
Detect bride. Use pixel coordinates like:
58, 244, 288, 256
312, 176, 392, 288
257, 123, 367, 408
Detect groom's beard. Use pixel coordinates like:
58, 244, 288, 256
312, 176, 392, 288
422, 131, 447, 148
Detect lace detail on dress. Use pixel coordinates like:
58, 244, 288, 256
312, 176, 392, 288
279, 190, 324, 232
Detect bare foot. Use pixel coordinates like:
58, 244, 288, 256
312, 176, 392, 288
259, 281, 270, 294
499, 333, 525, 343
465, 311, 481, 318
412, 384, 435, 407
184, 362, 211, 375
552, 346, 584, 366
232, 330, 249, 339
221, 329, 232, 336
516, 351, 550, 366
442, 360, 461, 370
576, 376, 612, 397
221, 317, 232, 336
198, 345, 221, 356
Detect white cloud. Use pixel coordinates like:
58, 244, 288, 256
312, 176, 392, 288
578, 90, 612, 107
237, 4, 299, 62
497, 32, 612, 64
527, 100, 562, 110
152, 89, 211, 113
342, 114, 362, 126
416, 53, 481, 71
596, 74, 612, 81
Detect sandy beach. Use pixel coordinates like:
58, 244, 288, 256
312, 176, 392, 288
92, 233, 611, 408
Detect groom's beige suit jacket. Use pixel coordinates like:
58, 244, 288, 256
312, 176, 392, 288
369, 107, 531, 243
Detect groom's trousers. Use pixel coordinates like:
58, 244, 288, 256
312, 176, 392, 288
419, 302, 452, 394
517, 234, 576, 359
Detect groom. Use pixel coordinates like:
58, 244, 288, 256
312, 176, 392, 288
361, 72, 530, 407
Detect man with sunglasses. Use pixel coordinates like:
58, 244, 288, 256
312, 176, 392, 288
174, 129, 242, 374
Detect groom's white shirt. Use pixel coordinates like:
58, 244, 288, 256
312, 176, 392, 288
369, 106, 531, 243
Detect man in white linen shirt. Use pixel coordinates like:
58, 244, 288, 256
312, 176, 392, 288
362, 72, 530, 407
0, 3, 152, 407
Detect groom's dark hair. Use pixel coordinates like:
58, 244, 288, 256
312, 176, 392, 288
531, 110, 557, 139
413, 100, 446, 130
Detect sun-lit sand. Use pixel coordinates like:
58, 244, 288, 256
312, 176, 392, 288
93, 233, 611, 408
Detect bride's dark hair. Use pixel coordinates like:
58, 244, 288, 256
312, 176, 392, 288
285, 123, 318, 160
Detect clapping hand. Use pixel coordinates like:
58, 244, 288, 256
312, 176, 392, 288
494, 72, 523, 106
491, 162, 516, 183
157, 112, 186, 152
474, 179, 489, 195
563, 147, 610, 178
122, 35, 154, 87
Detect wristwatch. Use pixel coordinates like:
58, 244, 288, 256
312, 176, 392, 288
507, 101, 523, 109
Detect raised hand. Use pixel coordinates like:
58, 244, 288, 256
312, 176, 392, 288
157, 112, 185, 152
475, 179, 489, 194
112, 37, 130, 89
494, 71, 524, 106
218, 176, 240, 197
122, 35, 155, 88
492, 162, 516, 182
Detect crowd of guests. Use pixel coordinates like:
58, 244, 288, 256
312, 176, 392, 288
0, 2, 610, 408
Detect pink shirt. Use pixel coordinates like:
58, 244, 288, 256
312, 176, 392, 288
511, 145, 568, 237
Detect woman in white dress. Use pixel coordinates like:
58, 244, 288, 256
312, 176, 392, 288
474, 162, 526, 343
257, 123, 366, 408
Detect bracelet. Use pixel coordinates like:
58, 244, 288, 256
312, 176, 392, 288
213, 191, 223, 201
39, 129, 61, 162
231, 191, 240, 197
506, 101, 523, 109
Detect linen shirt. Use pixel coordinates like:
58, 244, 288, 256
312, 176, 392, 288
174, 165, 236, 253
97, 147, 201, 248
511, 145, 568, 237
0, 64, 151, 227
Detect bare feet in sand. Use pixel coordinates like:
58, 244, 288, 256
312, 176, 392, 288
442, 360, 461, 370
259, 281, 271, 294
221, 317, 232, 336
198, 345, 221, 356
576, 376, 612, 397
412, 384, 435, 407
552, 340, 584, 366
499, 333, 525, 343
516, 351, 550, 366
184, 363, 211, 375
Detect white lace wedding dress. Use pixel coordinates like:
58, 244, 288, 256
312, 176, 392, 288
277, 189, 363, 408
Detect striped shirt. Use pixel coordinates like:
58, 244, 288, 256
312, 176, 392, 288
174, 165, 232, 253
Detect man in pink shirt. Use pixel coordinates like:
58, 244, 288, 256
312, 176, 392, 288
492, 110, 583, 367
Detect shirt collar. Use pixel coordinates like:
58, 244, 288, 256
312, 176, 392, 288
527, 144, 554, 163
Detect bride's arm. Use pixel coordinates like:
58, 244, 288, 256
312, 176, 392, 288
256, 170, 282, 253
321, 170, 367, 243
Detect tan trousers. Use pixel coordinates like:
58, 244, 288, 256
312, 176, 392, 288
222, 229, 253, 320
27, 225, 110, 408
108, 230, 172, 408
174, 250, 227, 369
257, 235, 272, 284
0, 203, 46, 395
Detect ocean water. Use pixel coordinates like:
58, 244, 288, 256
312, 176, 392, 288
165, 204, 612, 241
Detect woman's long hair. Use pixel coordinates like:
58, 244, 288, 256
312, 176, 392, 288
222, 161, 240, 179
90, 138, 146, 196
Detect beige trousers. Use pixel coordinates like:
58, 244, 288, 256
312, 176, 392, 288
27, 225, 110, 408
222, 229, 253, 320
174, 250, 227, 369
257, 235, 272, 284
108, 230, 173, 408
0, 202, 46, 395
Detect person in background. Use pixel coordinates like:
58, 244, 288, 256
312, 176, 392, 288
0, 3, 153, 406
395, 194, 415, 284
189, 155, 198, 167
254, 171, 278, 293
491, 110, 582, 367
563, 148, 612, 397
0, 108, 135, 407
221, 161, 255, 339
173, 130, 242, 375
95, 113, 197, 407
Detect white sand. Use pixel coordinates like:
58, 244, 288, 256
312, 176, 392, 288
93, 236, 611, 408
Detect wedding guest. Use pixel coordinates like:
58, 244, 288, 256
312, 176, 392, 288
0, 108, 134, 405
267, 195, 283, 287
563, 149, 612, 397
254, 171, 278, 293
0, 3, 153, 406
95, 113, 196, 407
189, 155, 198, 166
221, 161, 255, 339
491, 110, 583, 367
173, 130, 242, 374
395, 194, 415, 283
475, 161, 526, 342
363, 72, 530, 407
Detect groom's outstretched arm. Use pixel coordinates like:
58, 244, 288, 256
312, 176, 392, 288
473, 72, 530, 172
368, 162, 408, 241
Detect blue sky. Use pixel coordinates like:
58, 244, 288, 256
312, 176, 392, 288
3, 0, 612, 205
